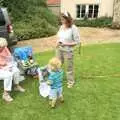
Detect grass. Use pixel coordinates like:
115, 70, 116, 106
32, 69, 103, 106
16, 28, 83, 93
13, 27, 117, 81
0, 43, 120, 120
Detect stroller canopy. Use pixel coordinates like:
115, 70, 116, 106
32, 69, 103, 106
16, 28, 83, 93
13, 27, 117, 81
13, 46, 33, 61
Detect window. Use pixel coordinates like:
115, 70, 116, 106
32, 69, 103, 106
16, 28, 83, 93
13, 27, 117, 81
77, 5, 80, 18
88, 5, 93, 18
94, 5, 99, 18
76, 5, 86, 18
0, 9, 5, 26
76, 4, 99, 19
81, 5, 86, 18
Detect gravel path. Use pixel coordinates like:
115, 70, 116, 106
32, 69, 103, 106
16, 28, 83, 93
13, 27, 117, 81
15, 27, 120, 53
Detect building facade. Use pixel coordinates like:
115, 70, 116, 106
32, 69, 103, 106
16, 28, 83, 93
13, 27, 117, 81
47, 0, 60, 16
61, 0, 114, 19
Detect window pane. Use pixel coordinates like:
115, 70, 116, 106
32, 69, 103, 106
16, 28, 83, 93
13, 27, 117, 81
88, 5, 93, 18
81, 5, 86, 18
94, 5, 99, 10
76, 5, 80, 18
76, 5, 86, 18
94, 5, 99, 18
89, 5, 93, 10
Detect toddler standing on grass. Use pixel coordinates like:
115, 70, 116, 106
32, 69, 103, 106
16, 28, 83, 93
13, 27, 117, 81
47, 57, 64, 108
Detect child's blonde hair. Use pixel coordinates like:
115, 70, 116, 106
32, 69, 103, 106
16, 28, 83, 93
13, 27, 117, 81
0, 37, 8, 48
48, 57, 62, 71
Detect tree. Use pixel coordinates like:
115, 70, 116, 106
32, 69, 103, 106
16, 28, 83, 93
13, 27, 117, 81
112, 0, 120, 28
0, 0, 4, 6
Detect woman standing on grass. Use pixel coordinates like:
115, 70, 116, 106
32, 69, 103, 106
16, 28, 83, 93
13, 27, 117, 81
56, 11, 80, 88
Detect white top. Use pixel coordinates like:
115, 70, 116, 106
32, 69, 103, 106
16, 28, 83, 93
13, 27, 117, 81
57, 24, 80, 44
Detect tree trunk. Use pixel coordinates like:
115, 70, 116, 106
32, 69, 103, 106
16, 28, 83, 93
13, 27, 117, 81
112, 0, 120, 28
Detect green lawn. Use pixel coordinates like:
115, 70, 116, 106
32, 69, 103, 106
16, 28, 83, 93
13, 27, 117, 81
0, 43, 120, 120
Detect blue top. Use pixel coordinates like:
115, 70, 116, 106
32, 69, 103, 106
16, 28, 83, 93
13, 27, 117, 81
48, 69, 63, 89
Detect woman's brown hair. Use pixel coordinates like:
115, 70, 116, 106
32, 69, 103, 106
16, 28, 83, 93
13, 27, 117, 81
60, 12, 73, 28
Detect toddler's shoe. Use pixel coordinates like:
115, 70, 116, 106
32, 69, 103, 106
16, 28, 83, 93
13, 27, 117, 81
51, 99, 56, 108
67, 84, 73, 88
3, 93, 13, 102
59, 96, 64, 103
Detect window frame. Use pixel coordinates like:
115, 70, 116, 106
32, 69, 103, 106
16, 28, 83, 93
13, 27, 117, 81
76, 4, 99, 19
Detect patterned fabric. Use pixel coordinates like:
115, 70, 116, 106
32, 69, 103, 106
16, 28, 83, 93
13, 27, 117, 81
48, 69, 63, 89
26, 66, 39, 76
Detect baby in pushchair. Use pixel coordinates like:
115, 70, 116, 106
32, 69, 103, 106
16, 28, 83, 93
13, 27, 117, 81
13, 46, 39, 77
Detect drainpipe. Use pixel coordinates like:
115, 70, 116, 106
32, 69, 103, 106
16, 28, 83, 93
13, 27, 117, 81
98, 0, 101, 18
113, 0, 115, 20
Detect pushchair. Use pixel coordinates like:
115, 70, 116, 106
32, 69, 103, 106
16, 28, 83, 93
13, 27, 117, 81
13, 46, 51, 97
13, 46, 39, 76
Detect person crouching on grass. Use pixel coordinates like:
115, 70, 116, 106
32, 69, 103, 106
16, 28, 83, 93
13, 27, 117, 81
47, 57, 64, 108
0, 38, 25, 102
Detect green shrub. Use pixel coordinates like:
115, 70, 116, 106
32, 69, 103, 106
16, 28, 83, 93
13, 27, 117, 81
14, 19, 58, 40
0, 0, 59, 40
75, 17, 112, 28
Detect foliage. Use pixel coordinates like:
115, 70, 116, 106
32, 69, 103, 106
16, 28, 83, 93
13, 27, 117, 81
0, 0, 58, 40
75, 17, 112, 28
